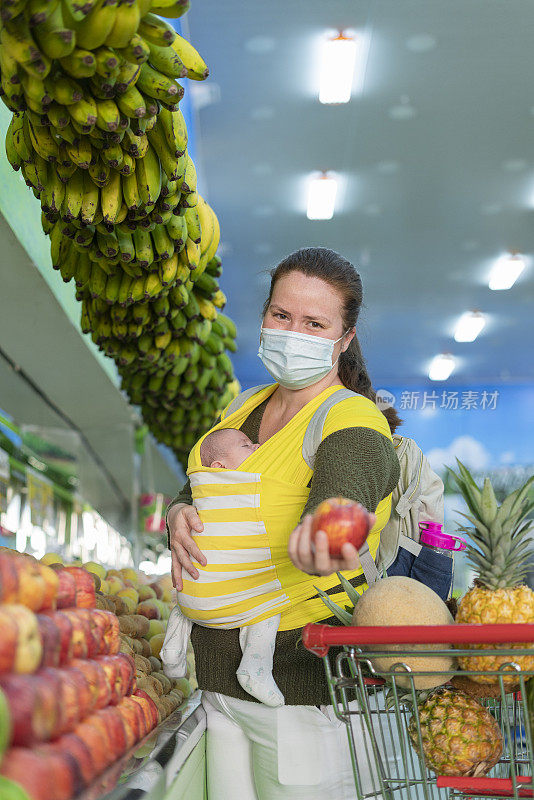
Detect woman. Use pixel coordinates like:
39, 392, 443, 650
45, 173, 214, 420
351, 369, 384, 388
167, 248, 401, 799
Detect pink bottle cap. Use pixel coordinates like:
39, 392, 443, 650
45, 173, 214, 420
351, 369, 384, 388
419, 521, 467, 552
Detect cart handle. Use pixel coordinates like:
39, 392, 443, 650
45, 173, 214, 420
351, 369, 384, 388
302, 623, 534, 656
437, 776, 532, 798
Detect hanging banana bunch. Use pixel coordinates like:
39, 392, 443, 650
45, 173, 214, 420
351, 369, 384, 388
1, 0, 239, 466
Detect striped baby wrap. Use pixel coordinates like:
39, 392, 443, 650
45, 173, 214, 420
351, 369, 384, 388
176, 384, 394, 633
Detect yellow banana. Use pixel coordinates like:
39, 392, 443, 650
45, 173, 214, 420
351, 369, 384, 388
73, 0, 119, 50
100, 168, 122, 224
138, 12, 176, 46
134, 141, 161, 206
104, 0, 140, 49
171, 33, 209, 80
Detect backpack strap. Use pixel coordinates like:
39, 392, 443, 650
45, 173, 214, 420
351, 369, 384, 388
222, 384, 271, 420
301, 388, 357, 469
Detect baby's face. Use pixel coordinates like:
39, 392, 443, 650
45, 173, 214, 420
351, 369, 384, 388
212, 431, 259, 469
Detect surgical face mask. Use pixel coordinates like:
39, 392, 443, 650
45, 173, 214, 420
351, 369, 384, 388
257, 327, 348, 390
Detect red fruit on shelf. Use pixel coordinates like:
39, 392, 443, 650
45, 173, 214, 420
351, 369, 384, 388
94, 707, 127, 759
36, 614, 61, 668
53, 732, 96, 787
55, 666, 91, 734
63, 567, 96, 608
92, 609, 120, 655
131, 690, 158, 733
0, 746, 55, 800
0, 607, 20, 673
74, 716, 112, 773
0, 551, 20, 604
10, 605, 43, 675
34, 743, 82, 800
40, 610, 73, 666
60, 609, 90, 659
310, 497, 373, 558
0, 671, 62, 746
12, 553, 47, 612
94, 655, 121, 705
37, 564, 59, 611
136, 600, 161, 620
50, 566, 77, 609
116, 696, 142, 748
70, 658, 111, 711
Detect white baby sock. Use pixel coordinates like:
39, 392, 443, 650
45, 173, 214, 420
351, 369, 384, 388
160, 605, 193, 679
236, 615, 285, 707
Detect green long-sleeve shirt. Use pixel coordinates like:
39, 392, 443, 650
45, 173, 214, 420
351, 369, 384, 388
167, 396, 399, 705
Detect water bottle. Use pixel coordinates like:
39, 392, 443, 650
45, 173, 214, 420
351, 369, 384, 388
418, 521, 467, 557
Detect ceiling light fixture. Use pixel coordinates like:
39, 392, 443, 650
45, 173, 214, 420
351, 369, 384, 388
428, 353, 455, 381
488, 253, 525, 290
454, 311, 486, 342
319, 33, 357, 104
307, 172, 337, 220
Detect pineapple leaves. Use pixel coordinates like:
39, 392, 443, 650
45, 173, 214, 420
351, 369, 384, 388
336, 571, 363, 607
313, 585, 353, 626
480, 478, 498, 525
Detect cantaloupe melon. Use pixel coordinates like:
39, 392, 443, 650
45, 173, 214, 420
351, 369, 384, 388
352, 576, 456, 689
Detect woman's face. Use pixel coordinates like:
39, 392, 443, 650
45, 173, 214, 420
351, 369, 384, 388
262, 271, 355, 358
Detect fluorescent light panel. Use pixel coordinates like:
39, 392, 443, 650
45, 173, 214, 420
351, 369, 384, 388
428, 354, 455, 381
489, 254, 525, 290
454, 311, 486, 342
307, 175, 337, 220
319, 35, 357, 104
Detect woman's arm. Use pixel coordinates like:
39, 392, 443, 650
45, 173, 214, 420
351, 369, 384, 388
302, 427, 400, 517
288, 427, 399, 576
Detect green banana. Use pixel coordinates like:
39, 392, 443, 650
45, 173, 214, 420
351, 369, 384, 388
138, 12, 176, 46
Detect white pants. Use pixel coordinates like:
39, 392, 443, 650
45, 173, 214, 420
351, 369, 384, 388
202, 691, 392, 800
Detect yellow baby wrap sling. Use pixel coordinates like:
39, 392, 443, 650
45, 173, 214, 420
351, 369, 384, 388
177, 384, 393, 632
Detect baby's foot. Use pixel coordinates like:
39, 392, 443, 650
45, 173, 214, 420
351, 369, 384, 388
236, 664, 285, 707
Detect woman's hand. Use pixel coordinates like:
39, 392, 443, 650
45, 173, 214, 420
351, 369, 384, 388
167, 503, 207, 590
287, 512, 375, 577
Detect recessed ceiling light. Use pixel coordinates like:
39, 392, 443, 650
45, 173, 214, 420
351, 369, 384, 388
488, 254, 525, 290
250, 106, 275, 121
376, 160, 400, 174
307, 173, 338, 220
405, 34, 437, 53
454, 311, 486, 342
319, 33, 358, 104
253, 205, 275, 218
502, 159, 527, 172
252, 163, 273, 177
428, 354, 455, 381
244, 36, 276, 54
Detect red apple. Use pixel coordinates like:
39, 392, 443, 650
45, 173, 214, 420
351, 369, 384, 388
0, 551, 19, 603
131, 691, 158, 733
94, 654, 121, 704
92, 609, 120, 655
56, 666, 92, 733
0, 746, 55, 800
53, 732, 96, 787
63, 566, 96, 608
116, 696, 142, 747
34, 743, 82, 800
12, 553, 47, 611
50, 566, 77, 609
136, 600, 161, 620
0, 671, 62, 745
114, 652, 136, 696
94, 707, 127, 758
11, 605, 42, 675
40, 610, 73, 666
37, 564, 59, 611
70, 658, 111, 711
310, 497, 372, 558
0, 607, 19, 673
61, 609, 91, 659
37, 614, 61, 668
74, 717, 110, 774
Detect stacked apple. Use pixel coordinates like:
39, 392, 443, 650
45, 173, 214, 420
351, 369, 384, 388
83, 564, 196, 717
0, 549, 159, 800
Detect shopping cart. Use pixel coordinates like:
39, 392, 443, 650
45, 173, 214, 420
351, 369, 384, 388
303, 623, 534, 800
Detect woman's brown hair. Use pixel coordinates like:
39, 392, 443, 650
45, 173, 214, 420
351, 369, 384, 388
262, 247, 402, 433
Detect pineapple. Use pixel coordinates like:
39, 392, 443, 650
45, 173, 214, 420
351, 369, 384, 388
407, 687, 503, 776
449, 462, 534, 685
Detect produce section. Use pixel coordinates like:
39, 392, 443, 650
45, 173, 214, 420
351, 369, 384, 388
0, 0, 239, 467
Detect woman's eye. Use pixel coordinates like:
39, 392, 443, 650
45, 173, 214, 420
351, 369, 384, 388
309, 321, 322, 329
273, 312, 287, 320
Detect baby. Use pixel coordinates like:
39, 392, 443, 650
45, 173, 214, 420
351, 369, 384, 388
162, 428, 286, 707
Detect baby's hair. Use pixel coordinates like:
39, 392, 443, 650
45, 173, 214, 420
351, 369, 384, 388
200, 428, 241, 467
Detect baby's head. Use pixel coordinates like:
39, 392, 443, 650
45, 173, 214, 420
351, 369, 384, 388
200, 428, 259, 470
